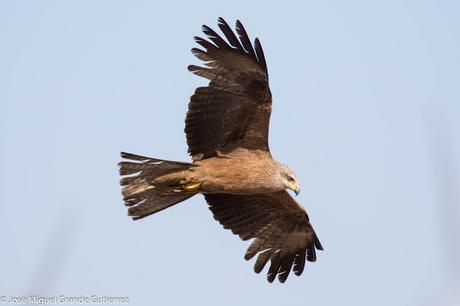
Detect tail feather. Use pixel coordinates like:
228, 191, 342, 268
118, 152, 197, 220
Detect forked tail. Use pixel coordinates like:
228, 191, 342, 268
118, 152, 197, 220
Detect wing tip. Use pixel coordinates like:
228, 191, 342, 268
187, 65, 199, 72
313, 230, 324, 251
190, 18, 267, 73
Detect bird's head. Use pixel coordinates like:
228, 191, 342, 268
280, 164, 300, 196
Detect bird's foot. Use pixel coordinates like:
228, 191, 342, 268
182, 182, 201, 192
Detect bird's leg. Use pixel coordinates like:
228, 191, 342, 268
156, 170, 201, 193
183, 182, 201, 192
172, 179, 201, 193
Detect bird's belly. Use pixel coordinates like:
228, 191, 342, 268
193, 156, 281, 194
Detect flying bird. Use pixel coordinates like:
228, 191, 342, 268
119, 17, 323, 283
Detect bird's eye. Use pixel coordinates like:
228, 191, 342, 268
288, 176, 295, 182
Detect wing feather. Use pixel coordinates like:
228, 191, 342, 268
235, 20, 258, 62
278, 253, 296, 283
267, 250, 282, 283
202, 25, 231, 49
217, 17, 244, 51
293, 252, 306, 276
254, 38, 268, 74
205, 191, 323, 283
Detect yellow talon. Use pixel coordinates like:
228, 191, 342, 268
183, 182, 201, 192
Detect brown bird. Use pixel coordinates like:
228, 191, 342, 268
119, 17, 323, 283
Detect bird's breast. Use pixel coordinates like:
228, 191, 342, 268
192, 152, 282, 194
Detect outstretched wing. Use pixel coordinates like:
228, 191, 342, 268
205, 190, 323, 283
186, 17, 272, 161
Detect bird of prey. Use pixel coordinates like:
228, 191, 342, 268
119, 17, 323, 283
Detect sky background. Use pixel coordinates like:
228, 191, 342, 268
1, 1, 459, 305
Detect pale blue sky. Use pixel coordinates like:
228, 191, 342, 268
1, 1, 459, 305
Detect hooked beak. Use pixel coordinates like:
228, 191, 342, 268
288, 182, 301, 196
294, 185, 300, 196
